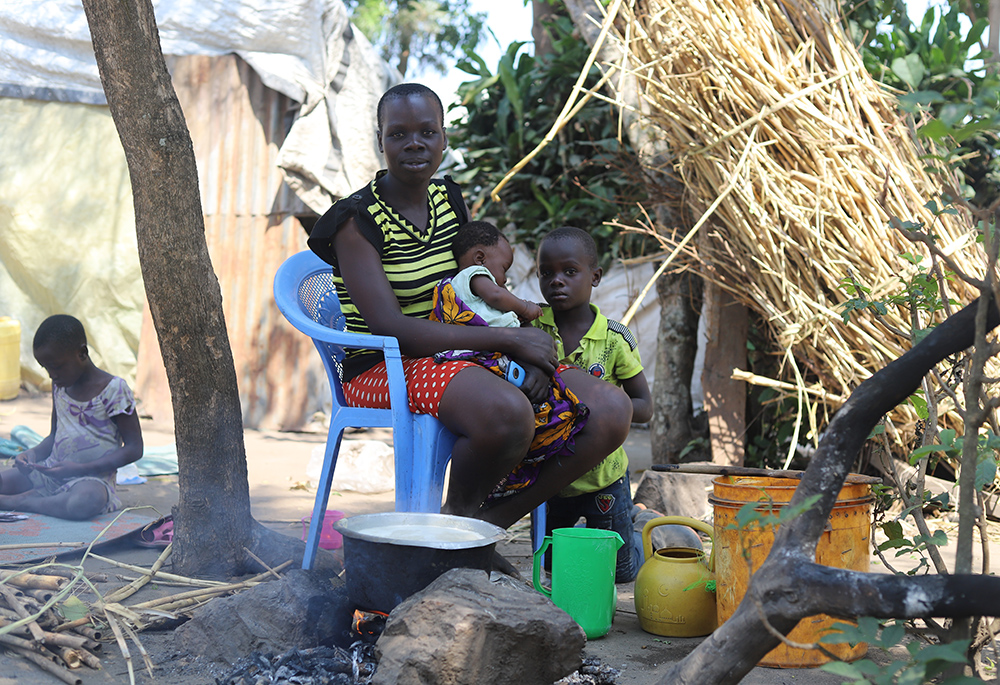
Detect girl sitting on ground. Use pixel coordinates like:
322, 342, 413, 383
0, 315, 143, 520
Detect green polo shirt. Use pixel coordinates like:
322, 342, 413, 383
534, 304, 644, 497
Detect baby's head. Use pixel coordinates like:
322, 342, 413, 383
453, 221, 514, 285
33, 315, 91, 388
537, 226, 602, 311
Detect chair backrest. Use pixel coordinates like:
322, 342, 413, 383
276, 253, 352, 406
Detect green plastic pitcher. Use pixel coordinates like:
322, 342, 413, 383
532, 527, 624, 638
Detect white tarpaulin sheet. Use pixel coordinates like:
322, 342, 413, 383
0, 0, 397, 210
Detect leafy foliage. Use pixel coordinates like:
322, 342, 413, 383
841, 0, 1000, 207
820, 618, 981, 684
343, 0, 487, 76
447, 16, 653, 267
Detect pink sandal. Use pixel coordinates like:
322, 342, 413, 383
136, 516, 173, 548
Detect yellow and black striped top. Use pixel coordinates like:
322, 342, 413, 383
308, 172, 468, 381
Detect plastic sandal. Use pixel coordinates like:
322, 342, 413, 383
136, 516, 174, 548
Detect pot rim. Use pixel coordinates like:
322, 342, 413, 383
333, 511, 508, 550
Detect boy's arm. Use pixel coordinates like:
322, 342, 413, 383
620, 372, 653, 424
469, 274, 543, 322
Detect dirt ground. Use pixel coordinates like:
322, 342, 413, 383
1, 390, 983, 685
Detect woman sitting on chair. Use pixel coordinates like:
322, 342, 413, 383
307, 83, 633, 529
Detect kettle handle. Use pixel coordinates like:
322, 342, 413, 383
532, 535, 553, 597
641, 515, 715, 571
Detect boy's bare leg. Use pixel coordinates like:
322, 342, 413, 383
0, 480, 109, 520
438, 366, 536, 517
477, 368, 634, 530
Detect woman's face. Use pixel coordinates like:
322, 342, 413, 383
377, 93, 447, 186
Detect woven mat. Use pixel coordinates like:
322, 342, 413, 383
0, 509, 156, 565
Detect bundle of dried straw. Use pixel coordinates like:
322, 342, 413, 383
594, 0, 989, 445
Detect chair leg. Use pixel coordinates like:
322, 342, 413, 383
531, 502, 547, 553
303, 428, 345, 570
398, 417, 457, 513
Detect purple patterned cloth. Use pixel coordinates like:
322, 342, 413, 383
430, 277, 589, 503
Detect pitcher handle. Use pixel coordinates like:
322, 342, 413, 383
532, 535, 553, 597
641, 515, 715, 571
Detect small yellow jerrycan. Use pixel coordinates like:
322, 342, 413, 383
634, 516, 717, 638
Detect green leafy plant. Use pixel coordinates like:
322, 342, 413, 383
820, 617, 981, 684
448, 16, 654, 267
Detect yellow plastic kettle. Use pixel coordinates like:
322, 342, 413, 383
634, 516, 717, 637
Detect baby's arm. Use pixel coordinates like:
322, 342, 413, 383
620, 372, 653, 424
469, 274, 543, 322
30, 411, 143, 480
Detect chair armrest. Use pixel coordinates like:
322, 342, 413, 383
279, 307, 401, 354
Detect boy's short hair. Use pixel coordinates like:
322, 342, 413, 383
541, 226, 599, 269
377, 83, 444, 131
453, 221, 506, 261
34, 315, 86, 352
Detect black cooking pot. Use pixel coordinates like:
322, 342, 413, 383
333, 512, 508, 613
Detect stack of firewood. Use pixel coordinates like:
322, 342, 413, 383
0, 567, 104, 684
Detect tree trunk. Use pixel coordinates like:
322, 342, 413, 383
650, 272, 703, 464
660, 295, 1000, 684
81, 0, 253, 577
532, 0, 557, 58
701, 282, 747, 466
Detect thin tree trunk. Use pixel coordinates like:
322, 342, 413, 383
81, 0, 253, 577
651, 272, 702, 464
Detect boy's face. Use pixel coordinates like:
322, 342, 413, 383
466, 238, 514, 286
34, 342, 88, 388
377, 93, 447, 186
537, 238, 602, 311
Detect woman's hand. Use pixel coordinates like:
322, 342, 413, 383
509, 328, 559, 377
518, 363, 551, 405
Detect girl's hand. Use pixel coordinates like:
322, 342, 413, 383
510, 328, 559, 376
30, 462, 86, 480
14, 451, 35, 475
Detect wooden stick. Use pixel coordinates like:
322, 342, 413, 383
0, 569, 66, 591
51, 617, 93, 633
76, 646, 102, 670
650, 462, 882, 484
87, 553, 225, 587
241, 547, 283, 580
51, 645, 82, 669
103, 543, 172, 604
0, 583, 47, 643
0, 636, 82, 685
0, 542, 86, 551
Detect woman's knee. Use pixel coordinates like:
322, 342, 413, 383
441, 373, 535, 447
574, 375, 633, 444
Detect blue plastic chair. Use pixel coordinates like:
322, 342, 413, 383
273, 250, 545, 569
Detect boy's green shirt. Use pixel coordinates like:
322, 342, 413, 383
533, 304, 644, 497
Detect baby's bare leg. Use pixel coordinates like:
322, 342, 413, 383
0, 480, 109, 520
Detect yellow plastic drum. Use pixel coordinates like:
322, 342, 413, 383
0, 318, 20, 400
711, 475, 874, 668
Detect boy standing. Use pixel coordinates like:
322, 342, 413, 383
534, 226, 698, 582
